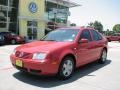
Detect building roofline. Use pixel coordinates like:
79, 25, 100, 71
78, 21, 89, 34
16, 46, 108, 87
46, 0, 81, 8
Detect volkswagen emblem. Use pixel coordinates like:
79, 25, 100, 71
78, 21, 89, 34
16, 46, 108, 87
19, 52, 24, 58
29, 2, 38, 13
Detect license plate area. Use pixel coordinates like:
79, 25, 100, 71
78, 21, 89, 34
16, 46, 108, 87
16, 60, 23, 67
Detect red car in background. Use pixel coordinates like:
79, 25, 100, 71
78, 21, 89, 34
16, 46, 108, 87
106, 33, 120, 42
0, 32, 24, 44
10, 27, 108, 79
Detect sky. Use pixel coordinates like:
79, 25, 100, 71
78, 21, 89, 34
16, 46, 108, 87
68, 0, 120, 30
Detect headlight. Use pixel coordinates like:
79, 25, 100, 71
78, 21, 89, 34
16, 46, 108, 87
17, 37, 21, 39
32, 53, 47, 60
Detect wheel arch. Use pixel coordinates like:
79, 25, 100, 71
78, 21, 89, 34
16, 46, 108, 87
103, 47, 108, 52
57, 53, 76, 79
60, 53, 76, 68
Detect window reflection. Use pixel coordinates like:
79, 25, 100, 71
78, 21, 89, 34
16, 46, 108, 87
0, 0, 8, 6
0, 5, 7, 28
46, 2, 68, 24
0, 0, 19, 33
45, 1, 69, 31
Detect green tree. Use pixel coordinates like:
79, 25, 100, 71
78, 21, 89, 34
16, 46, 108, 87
93, 21, 103, 33
70, 23, 76, 26
88, 22, 94, 27
113, 24, 120, 33
88, 21, 103, 33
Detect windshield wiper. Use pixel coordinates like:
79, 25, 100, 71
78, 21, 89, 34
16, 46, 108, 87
45, 40, 57, 41
40, 39, 57, 41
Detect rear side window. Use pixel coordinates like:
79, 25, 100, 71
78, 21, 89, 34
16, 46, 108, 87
80, 30, 92, 41
91, 30, 102, 41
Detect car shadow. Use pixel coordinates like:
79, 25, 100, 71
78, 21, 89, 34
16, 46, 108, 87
13, 60, 111, 88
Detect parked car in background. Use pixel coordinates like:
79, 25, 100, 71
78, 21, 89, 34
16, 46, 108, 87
10, 27, 108, 79
106, 33, 120, 42
0, 34, 5, 45
0, 32, 24, 44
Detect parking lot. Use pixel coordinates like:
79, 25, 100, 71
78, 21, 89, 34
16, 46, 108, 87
0, 42, 120, 90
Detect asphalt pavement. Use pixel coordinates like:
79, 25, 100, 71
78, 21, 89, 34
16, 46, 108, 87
0, 42, 120, 90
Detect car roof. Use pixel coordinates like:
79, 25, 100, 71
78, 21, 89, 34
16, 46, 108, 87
58, 26, 94, 31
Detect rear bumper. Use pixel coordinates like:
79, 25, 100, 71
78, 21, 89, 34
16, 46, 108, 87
10, 55, 59, 75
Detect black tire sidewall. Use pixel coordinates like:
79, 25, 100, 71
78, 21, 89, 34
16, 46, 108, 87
98, 49, 107, 64
58, 56, 75, 80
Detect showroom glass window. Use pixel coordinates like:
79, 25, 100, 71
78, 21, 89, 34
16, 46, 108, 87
0, 0, 19, 33
27, 21, 38, 40
0, 0, 7, 28
45, 1, 69, 30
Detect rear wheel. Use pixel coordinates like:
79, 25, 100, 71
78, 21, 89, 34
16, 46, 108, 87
119, 39, 120, 42
107, 39, 111, 42
98, 49, 107, 64
58, 56, 75, 80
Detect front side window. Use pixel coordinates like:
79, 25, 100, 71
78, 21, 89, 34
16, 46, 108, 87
91, 30, 102, 41
80, 30, 92, 41
42, 29, 79, 42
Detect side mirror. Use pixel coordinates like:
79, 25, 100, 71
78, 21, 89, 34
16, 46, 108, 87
79, 38, 89, 43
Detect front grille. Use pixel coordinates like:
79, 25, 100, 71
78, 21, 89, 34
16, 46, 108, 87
15, 51, 32, 59
13, 64, 28, 72
13, 64, 41, 74
30, 69, 41, 74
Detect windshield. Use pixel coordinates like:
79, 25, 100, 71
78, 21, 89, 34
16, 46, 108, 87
41, 29, 79, 42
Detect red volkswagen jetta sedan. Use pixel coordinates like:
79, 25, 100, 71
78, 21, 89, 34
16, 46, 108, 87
10, 27, 108, 79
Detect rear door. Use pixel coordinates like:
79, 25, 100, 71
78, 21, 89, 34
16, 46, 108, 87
90, 30, 103, 60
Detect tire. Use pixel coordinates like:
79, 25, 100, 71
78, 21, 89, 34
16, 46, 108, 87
119, 39, 120, 42
11, 39, 16, 44
58, 56, 75, 80
98, 49, 107, 64
107, 39, 111, 42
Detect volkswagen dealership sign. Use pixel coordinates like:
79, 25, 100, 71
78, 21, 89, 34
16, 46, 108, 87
29, 2, 38, 13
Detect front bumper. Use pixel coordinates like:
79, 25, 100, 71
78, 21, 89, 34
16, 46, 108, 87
10, 55, 59, 75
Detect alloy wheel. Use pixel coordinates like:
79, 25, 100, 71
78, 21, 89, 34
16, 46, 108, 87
99, 49, 107, 64
58, 56, 74, 79
62, 60, 73, 77
11, 40, 16, 44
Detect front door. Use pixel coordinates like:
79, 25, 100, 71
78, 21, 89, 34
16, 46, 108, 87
27, 21, 37, 40
76, 29, 94, 66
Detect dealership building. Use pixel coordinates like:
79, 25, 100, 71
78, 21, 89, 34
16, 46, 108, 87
0, 0, 79, 40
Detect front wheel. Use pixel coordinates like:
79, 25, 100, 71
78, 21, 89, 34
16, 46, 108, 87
11, 39, 16, 44
58, 56, 75, 80
98, 49, 107, 64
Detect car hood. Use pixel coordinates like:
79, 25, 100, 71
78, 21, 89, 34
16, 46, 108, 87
16, 41, 73, 53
